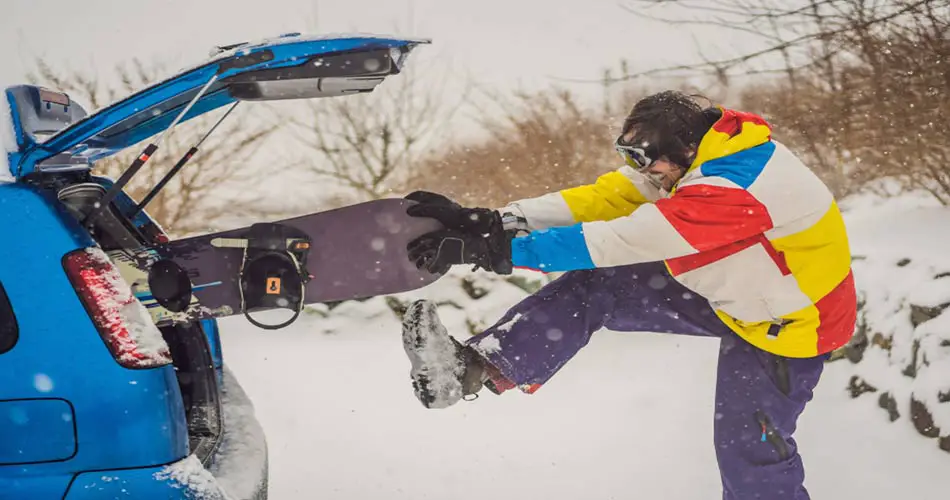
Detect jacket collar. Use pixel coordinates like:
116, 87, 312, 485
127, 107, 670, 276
685, 107, 772, 175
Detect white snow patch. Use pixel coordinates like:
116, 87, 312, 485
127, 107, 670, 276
153, 455, 230, 500
495, 312, 523, 333
474, 334, 502, 354
33, 374, 54, 393
85, 248, 171, 365
0, 89, 16, 183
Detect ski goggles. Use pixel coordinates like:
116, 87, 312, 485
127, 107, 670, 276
613, 135, 657, 172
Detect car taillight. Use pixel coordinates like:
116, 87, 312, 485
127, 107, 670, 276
63, 247, 172, 369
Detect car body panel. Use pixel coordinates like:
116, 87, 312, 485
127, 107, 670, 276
0, 183, 188, 497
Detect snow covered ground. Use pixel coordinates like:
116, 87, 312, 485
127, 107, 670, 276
215, 184, 950, 499
220, 276, 950, 498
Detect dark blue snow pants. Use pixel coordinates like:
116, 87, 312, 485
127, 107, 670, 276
467, 262, 827, 500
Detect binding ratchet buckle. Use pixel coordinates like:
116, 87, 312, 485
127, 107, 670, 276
211, 223, 313, 330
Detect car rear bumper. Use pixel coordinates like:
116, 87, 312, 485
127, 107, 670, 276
59, 364, 267, 500
62, 455, 228, 499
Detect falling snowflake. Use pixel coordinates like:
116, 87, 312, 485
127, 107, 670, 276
34, 373, 54, 393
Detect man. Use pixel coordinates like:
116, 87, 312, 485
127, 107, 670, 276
401, 90, 856, 500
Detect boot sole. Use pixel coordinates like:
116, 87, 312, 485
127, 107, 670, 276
402, 300, 464, 409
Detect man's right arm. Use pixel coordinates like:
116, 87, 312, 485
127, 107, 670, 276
498, 166, 662, 234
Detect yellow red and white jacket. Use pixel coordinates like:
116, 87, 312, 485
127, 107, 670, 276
502, 108, 856, 358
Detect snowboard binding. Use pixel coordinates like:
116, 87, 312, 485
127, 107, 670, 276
211, 223, 313, 330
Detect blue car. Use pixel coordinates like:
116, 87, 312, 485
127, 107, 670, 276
0, 33, 427, 499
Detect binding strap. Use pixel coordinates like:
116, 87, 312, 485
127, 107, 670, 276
212, 223, 312, 330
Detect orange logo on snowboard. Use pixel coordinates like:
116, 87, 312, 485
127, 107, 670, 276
266, 277, 282, 294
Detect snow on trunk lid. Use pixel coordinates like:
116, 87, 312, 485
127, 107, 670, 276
0, 88, 16, 183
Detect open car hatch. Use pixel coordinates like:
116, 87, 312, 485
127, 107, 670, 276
7, 33, 429, 179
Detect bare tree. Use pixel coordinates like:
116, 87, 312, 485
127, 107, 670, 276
401, 87, 626, 207
28, 58, 281, 236
287, 62, 468, 206
400, 75, 720, 208
610, 0, 950, 201
614, 0, 935, 82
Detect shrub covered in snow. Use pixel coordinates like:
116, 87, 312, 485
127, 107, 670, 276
833, 248, 950, 454
829, 189, 950, 454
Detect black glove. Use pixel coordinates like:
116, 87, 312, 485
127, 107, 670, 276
407, 226, 514, 275
405, 191, 500, 235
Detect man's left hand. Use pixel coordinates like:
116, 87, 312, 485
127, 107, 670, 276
405, 191, 500, 235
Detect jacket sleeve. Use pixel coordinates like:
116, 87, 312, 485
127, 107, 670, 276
510, 183, 774, 272
499, 166, 662, 233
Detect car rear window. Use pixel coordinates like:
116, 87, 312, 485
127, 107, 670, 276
0, 281, 17, 354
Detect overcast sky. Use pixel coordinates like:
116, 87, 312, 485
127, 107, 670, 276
1, 0, 754, 107
0, 1, 770, 209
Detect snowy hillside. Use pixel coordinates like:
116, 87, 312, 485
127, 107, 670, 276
219, 189, 950, 498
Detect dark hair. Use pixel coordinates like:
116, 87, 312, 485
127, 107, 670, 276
620, 90, 717, 168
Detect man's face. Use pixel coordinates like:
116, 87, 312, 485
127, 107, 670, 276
646, 159, 685, 192
620, 129, 687, 192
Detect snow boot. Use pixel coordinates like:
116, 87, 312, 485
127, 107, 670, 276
402, 299, 487, 409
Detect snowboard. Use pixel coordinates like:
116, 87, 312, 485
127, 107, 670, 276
108, 198, 444, 328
